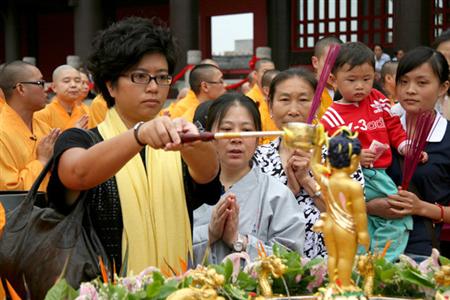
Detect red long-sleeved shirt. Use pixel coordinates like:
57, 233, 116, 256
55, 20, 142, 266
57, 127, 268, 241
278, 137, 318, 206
320, 89, 407, 168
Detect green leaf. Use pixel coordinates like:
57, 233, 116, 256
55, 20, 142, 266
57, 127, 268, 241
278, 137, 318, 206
379, 268, 396, 282
235, 271, 257, 291
155, 284, 178, 300
303, 257, 324, 269
152, 271, 166, 284
223, 259, 233, 282
400, 269, 435, 289
146, 280, 163, 298
222, 284, 248, 300
440, 255, 450, 265
44, 279, 78, 300
105, 285, 128, 299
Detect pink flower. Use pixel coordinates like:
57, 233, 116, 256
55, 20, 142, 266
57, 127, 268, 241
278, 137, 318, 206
300, 256, 310, 267
222, 252, 251, 281
418, 248, 441, 275
76, 282, 98, 300
306, 263, 327, 292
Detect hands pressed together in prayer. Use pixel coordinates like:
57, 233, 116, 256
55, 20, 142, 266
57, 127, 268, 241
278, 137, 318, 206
285, 149, 325, 211
208, 193, 241, 248
75, 114, 89, 129
286, 149, 312, 195
37, 128, 61, 165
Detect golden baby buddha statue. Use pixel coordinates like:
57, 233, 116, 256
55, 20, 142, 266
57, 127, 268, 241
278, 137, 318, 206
310, 126, 370, 299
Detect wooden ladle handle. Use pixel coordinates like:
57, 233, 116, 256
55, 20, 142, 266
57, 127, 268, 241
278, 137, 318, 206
180, 132, 215, 143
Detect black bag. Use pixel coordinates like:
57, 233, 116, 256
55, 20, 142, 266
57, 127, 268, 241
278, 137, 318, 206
0, 191, 46, 213
0, 131, 109, 299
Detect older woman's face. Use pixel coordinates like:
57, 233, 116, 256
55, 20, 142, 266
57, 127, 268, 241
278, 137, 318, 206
107, 52, 170, 124
270, 77, 315, 130
396, 62, 449, 114
212, 104, 258, 172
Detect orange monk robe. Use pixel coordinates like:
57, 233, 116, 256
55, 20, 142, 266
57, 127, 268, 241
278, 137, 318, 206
246, 85, 278, 144
180, 95, 200, 122
0, 97, 5, 112
316, 88, 334, 121
89, 94, 108, 127
35, 96, 86, 130
0, 104, 52, 191
162, 89, 197, 119
79, 101, 90, 115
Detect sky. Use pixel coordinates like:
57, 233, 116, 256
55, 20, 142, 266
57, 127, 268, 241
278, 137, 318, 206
211, 13, 253, 55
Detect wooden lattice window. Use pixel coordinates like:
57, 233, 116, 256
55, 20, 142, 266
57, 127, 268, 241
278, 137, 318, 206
431, 0, 450, 39
291, 0, 394, 51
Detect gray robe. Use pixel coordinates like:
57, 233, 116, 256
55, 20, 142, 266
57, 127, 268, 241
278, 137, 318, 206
193, 165, 306, 264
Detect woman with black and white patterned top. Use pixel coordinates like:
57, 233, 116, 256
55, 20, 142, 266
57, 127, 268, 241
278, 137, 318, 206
253, 68, 365, 259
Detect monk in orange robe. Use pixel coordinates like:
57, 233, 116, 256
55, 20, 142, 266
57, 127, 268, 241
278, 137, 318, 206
246, 59, 278, 144
35, 65, 88, 130
78, 71, 91, 117
164, 89, 197, 118
0, 61, 60, 191
163, 59, 221, 119
89, 93, 108, 127
180, 64, 226, 122
311, 36, 343, 120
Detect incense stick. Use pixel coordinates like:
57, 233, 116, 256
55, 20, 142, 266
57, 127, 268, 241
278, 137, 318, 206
306, 44, 341, 124
401, 110, 436, 190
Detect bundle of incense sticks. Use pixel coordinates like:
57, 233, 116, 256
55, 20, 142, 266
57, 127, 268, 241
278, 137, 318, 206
401, 110, 437, 190
306, 43, 341, 124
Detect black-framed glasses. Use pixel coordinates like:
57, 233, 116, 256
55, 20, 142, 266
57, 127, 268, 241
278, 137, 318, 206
205, 79, 224, 85
126, 71, 172, 86
14, 80, 46, 89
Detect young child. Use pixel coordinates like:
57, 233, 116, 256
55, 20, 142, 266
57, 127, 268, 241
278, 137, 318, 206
320, 42, 411, 262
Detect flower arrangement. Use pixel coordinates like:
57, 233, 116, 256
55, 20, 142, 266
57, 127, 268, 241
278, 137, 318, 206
22, 246, 449, 300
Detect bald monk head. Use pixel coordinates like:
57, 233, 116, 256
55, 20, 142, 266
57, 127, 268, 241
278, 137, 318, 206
200, 58, 219, 68
189, 64, 226, 102
51, 64, 82, 104
0, 60, 47, 112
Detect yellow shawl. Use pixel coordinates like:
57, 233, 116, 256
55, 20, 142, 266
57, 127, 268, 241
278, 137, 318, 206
98, 108, 192, 274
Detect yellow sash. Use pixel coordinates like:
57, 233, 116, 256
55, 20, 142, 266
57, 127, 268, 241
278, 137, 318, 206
98, 108, 192, 274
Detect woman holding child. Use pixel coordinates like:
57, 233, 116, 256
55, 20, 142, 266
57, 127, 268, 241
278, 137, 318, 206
369, 47, 450, 262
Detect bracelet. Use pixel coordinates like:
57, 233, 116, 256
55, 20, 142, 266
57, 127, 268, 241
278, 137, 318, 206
313, 190, 322, 198
433, 203, 444, 224
133, 121, 146, 147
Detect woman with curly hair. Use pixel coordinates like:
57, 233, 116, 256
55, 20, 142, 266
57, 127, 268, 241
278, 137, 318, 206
47, 17, 222, 275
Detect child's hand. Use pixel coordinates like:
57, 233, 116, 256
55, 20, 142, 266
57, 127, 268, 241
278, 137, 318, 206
360, 149, 376, 168
420, 151, 428, 163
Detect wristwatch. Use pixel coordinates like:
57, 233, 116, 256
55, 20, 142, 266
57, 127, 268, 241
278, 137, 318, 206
232, 234, 246, 252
